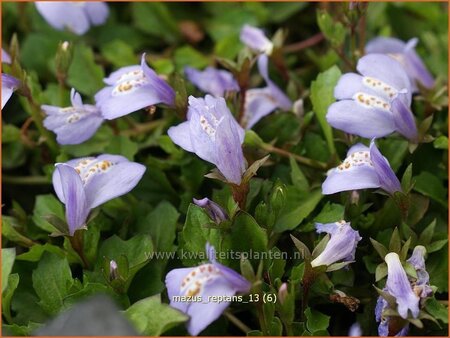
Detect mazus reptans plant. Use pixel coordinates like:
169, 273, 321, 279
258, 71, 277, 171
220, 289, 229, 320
52, 154, 146, 235
311, 220, 362, 271
42, 88, 104, 145
322, 140, 402, 195
185, 66, 239, 97
165, 243, 251, 336
95, 54, 175, 119
168, 95, 246, 185
366, 37, 435, 91
327, 54, 418, 142
35, 1, 109, 35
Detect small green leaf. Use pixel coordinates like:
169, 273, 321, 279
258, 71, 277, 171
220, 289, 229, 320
425, 298, 448, 324
413, 172, 447, 207
375, 263, 387, 282
389, 228, 401, 253
419, 219, 436, 245
427, 239, 448, 253
316, 10, 345, 46
370, 238, 388, 260
2, 248, 16, 293
2, 273, 19, 323
289, 156, 309, 192
105, 135, 138, 161
32, 194, 65, 233
304, 307, 330, 332
433, 135, 448, 149
124, 295, 188, 335
310, 66, 341, 155
401, 163, 413, 192
290, 235, 311, 259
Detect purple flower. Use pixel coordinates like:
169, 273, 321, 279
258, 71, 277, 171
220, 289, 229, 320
193, 198, 229, 224
185, 67, 239, 97
2, 74, 19, 109
2, 49, 11, 64
35, 2, 109, 35
165, 243, 251, 336
366, 37, 435, 91
95, 54, 175, 119
52, 154, 146, 235
385, 252, 420, 319
407, 245, 432, 298
322, 140, 402, 195
240, 25, 273, 55
348, 323, 362, 336
242, 55, 292, 129
168, 95, 246, 185
42, 88, 104, 145
310, 220, 361, 270
327, 54, 418, 142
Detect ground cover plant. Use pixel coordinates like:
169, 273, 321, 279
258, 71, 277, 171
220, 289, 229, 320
1, 2, 448, 336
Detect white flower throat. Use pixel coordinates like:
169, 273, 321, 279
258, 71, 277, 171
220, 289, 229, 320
337, 151, 372, 171
111, 70, 148, 96
353, 76, 399, 111
180, 264, 221, 297
73, 158, 115, 185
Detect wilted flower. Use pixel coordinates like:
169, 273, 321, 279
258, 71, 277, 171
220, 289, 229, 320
366, 37, 435, 91
2, 49, 11, 64
185, 66, 239, 97
407, 245, 433, 299
52, 155, 146, 235
42, 88, 104, 145
322, 140, 402, 195
240, 24, 273, 55
327, 54, 418, 142
242, 54, 292, 129
310, 220, 361, 270
35, 2, 109, 35
165, 243, 251, 336
95, 54, 175, 119
168, 95, 246, 185
2, 74, 19, 109
193, 198, 229, 224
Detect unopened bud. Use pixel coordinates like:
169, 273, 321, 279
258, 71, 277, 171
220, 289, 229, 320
55, 40, 73, 82
109, 260, 119, 281
350, 190, 360, 204
278, 283, 288, 304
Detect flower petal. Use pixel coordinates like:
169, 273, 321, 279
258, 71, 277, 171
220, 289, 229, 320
369, 140, 402, 194
327, 100, 396, 138
185, 66, 238, 97
83, 159, 146, 209
165, 267, 194, 314
322, 163, 380, 195
54, 164, 89, 235
391, 95, 418, 142
243, 88, 279, 129
167, 121, 195, 153
35, 2, 90, 35
141, 54, 175, 106
84, 2, 109, 26
240, 25, 273, 54
2, 49, 11, 64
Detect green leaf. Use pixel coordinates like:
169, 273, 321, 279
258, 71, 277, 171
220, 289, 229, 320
67, 44, 105, 96
2, 274, 19, 323
433, 135, 448, 149
174, 45, 211, 71
131, 3, 180, 43
304, 307, 330, 332
419, 219, 436, 245
16, 243, 67, 262
370, 238, 388, 259
316, 10, 346, 47
313, 203, 345, 224
375, 263, 388, 282
32, 194, 65, 233
32, 252, 73, 315
2, 248, 16, 293
2, 216, 35, 247
425, 298, 448, 324
101, 40, 137, 68
413, 171, 447, 207
310, 66, 341, 155
274, 188, 323, 233
124, 295, 188, 335
290, 235, 311, 259
289, 156, 309, 191
389, 227, 401, 253
427, 239, 448, 253
105, 135, 139, 161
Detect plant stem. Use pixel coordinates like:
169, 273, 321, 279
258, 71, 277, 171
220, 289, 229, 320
283, 33, 325, 53
224, 311, 251, 334
261, 143, 328, 170
69, 230, 90, 269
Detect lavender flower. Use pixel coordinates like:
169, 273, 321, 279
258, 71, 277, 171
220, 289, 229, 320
35, 2, 109, 35
240, 25, 273, 55
322, 140, 402, 195
2, 74, 19, 109
310, 220, 361, 270
366, 37, 435, 91
242, 55, 292, 129
185, 67, 239, 97
407, 245, 433, 298
52, 155, 145, 235
95, 54, 175, 119
2, 49, 11, 64
327, 54, 418, 142
193, 198, 229, 224
165, 243, 251, 336
348, 323, 362, 336
168, 95, 246, 185
42, 89, 104, 145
